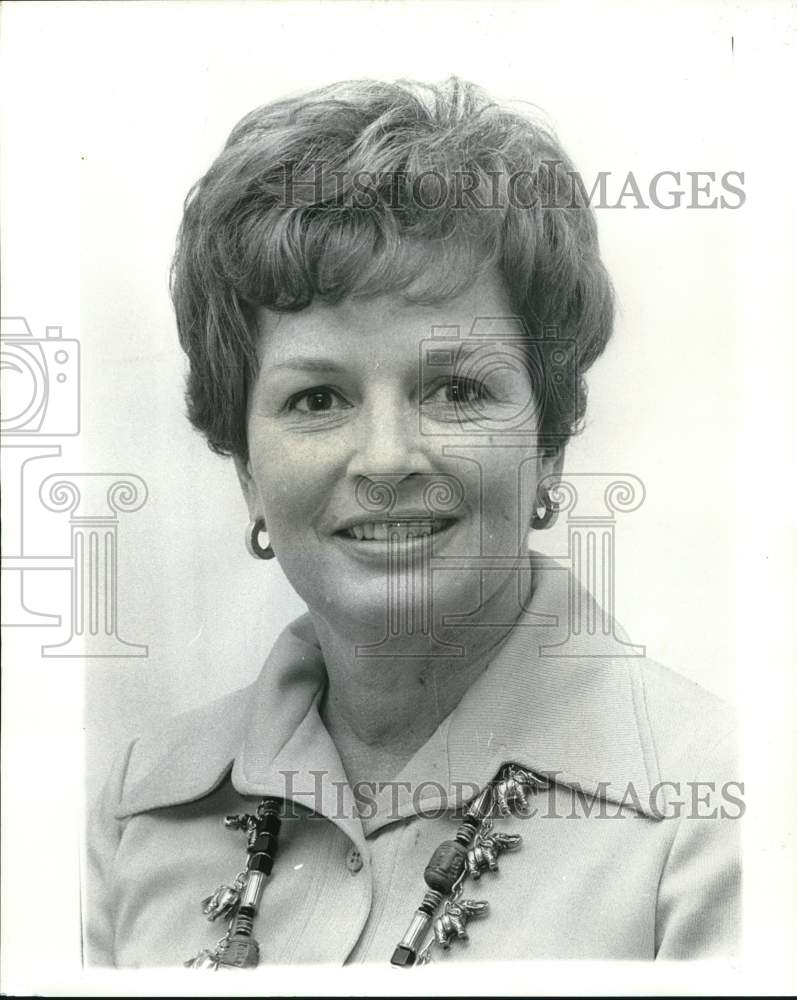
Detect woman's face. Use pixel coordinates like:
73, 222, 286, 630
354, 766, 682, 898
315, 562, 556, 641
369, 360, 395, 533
236, 273, 561, 636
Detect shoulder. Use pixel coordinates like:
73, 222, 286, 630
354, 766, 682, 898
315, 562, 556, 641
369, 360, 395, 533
97, 612, 326, 818
107, 681, 257, 819
128, 683, 254, 781
635, 664, 741, 958
634, 657, 737, 782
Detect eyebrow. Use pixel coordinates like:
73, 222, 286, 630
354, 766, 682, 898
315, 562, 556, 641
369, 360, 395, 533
263, 343, 517, 377
264, 357, 350, 375
265, 344, 487, 371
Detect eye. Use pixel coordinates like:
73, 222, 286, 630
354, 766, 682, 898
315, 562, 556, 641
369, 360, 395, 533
424, 377, 491, 408
286, 386, 350, 414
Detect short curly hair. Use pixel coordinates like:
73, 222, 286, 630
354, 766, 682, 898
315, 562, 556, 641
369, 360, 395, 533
171, 77, 613, 462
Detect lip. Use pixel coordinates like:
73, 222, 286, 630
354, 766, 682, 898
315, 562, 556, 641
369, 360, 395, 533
333, 511, 455, 534
331, 518, 458, 561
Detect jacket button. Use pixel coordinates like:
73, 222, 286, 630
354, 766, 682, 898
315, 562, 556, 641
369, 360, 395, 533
346, 847, 364, 873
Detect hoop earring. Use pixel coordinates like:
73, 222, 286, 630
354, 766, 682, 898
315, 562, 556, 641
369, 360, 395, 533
246, 518, 275, 560
530, 490, 559, 532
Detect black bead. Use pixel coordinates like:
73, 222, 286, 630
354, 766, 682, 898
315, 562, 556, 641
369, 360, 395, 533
390, 945, 416, 968
248, 832, 277, 855
247, 852, 275, 874
257, 813, 281, 835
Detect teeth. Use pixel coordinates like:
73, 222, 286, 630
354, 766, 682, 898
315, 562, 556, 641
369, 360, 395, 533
344, 520, 449, 541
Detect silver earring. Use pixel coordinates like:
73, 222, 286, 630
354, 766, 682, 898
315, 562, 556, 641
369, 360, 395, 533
246, 518, 275, 560
530, 490, 559, 532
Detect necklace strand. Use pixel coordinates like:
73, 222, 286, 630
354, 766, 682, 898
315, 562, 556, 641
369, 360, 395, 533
185, 798, 281, 969
391, 764, 544, 966
185, 764, 545, 969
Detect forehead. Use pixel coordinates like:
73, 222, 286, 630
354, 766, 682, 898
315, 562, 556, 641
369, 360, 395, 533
254, 273, 518, 365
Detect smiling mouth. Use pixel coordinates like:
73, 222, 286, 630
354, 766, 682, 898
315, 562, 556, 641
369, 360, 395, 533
337, 520, 455, 541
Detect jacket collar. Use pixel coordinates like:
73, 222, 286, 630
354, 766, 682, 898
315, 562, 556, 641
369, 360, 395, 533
116, 560, 662, 834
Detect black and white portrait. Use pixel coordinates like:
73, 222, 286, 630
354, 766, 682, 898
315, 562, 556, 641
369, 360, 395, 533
1, 2, 794, 995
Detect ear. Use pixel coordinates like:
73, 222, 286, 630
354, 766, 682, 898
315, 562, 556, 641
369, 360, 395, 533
537, 444, 566, 488
233, 454, 260, 520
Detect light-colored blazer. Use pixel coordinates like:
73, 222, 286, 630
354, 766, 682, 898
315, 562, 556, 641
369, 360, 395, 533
86, 564, 740, 966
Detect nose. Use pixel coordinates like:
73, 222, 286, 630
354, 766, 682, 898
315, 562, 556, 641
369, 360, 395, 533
346, 391, 435, 481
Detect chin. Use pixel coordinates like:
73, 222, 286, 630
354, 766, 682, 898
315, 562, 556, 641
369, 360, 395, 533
310, 571, 490, 643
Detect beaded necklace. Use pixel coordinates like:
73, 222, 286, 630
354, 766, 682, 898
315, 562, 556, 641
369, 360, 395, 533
185, 764, 546, 969
185, 799, 281, 969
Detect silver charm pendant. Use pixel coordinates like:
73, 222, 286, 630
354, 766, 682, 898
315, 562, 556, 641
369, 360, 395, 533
494, 765, 547, 816
184, 948, 222, 969
201, 883, 241, 922
466, 830, 522, 878
224, 812, 260, 840
433, 898, 489, 949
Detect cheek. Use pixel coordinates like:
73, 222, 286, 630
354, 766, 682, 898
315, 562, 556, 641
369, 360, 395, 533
476, 451, 539, 527
248, 431, 339, 528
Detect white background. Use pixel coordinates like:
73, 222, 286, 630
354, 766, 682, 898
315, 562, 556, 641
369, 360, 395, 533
1, 0, 795, 995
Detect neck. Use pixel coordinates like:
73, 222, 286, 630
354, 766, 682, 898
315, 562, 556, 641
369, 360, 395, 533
311, 570, 532, 787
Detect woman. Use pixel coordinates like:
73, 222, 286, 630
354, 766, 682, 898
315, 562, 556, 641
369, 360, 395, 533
86, 78, 739, 967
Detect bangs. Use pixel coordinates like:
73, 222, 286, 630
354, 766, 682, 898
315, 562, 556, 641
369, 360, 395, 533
226, 199, 506, 312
